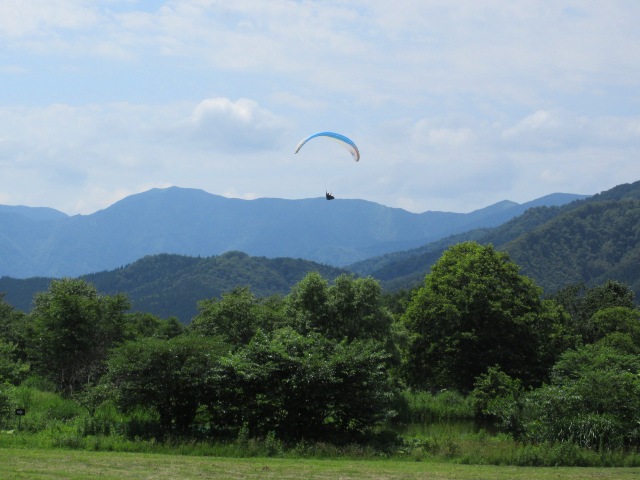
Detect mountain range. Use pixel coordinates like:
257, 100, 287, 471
2, 181, 640, 323
0, 187, 586, 278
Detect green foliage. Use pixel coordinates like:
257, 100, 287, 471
550, 281, 638, 344
400, 390, 474, 422
518, 342, 640, 450
190, 287, 286, 347
211, 327, 398, 442
106, 335, 228, 436
0, 340, 30, 385
470, 367, 523, 417
0, 383, 15, 429
0, 294, 29, 360
402, 242, 564, 392
124, 312, 184, 340
3, 385, 83, 433
28, 279, 131, 396
286, 272, 394, 343
470, 367, 524, 436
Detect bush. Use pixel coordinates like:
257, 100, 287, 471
400, 390, 474, 422
518, 370, 640, 449
8, 386, 83, 433
0, 383, 16, 429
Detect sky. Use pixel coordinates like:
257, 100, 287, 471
1, 0, 640, 215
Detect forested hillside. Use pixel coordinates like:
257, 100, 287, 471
0, 252, 348, 322
505, 200, 640, 295
347, 180, 640, 299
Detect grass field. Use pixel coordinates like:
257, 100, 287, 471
2, 448, 640, 479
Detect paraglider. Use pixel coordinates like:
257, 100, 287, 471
294, 131, 360, 162
294, 131, 359, 199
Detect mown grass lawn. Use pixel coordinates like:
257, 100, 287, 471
2, 448, 640, 480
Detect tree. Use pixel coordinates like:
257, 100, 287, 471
550, 280, 637, 343
286, 273, 394, 342
28, 279, 130, 396
106, 335, 228, 436
211, 327, 397, 441
285, 272, 331, 333
0, 340, 29, 385
190, 287, 286, 347
518, 341, 640, 449
0, 295, 29, 361
402, 242, 568, 392
125, 312, 184, 340
584, 306, 640, 346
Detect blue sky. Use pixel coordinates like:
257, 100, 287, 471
1, 0, 639, 215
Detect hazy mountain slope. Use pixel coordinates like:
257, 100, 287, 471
0, 205, 67, 221
504, 199, 640, 295
0, 187, 583, 278
347, 204, 572, 281
347, 181, 640, 298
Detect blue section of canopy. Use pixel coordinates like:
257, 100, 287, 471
294, 131, 360, 162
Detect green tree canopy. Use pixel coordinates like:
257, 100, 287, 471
28, 278, 130, 396
402, 242, 569, 392
189, 287, 286, 347
550, 280, 637, 342
106, 335, 228, 435
211, 327, 397, 441
286, 272, 393, 343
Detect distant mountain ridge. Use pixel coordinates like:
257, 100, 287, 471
3, 182, 638, 322
0, 187, 586, 278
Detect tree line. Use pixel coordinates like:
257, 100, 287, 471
1, 241, 639, 450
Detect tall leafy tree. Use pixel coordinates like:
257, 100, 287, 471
403, 242, 569, 392
550, 280, 637, 343
190, 287, 286, 347
106, 335, 228, 435
28, 279, 130, 395
286, 273, 394, 342
0, 295, 29, 361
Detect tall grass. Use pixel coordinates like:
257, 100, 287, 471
2, 386, 639, 467
398, 390, 474, 422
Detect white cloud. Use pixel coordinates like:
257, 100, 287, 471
178, 97, 289, 151
1, 1, 640, 216
0, 0, 98, 38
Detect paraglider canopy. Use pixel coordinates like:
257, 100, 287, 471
294, 131, 360, 162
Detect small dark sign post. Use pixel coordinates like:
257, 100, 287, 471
15, 408, 25, 430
